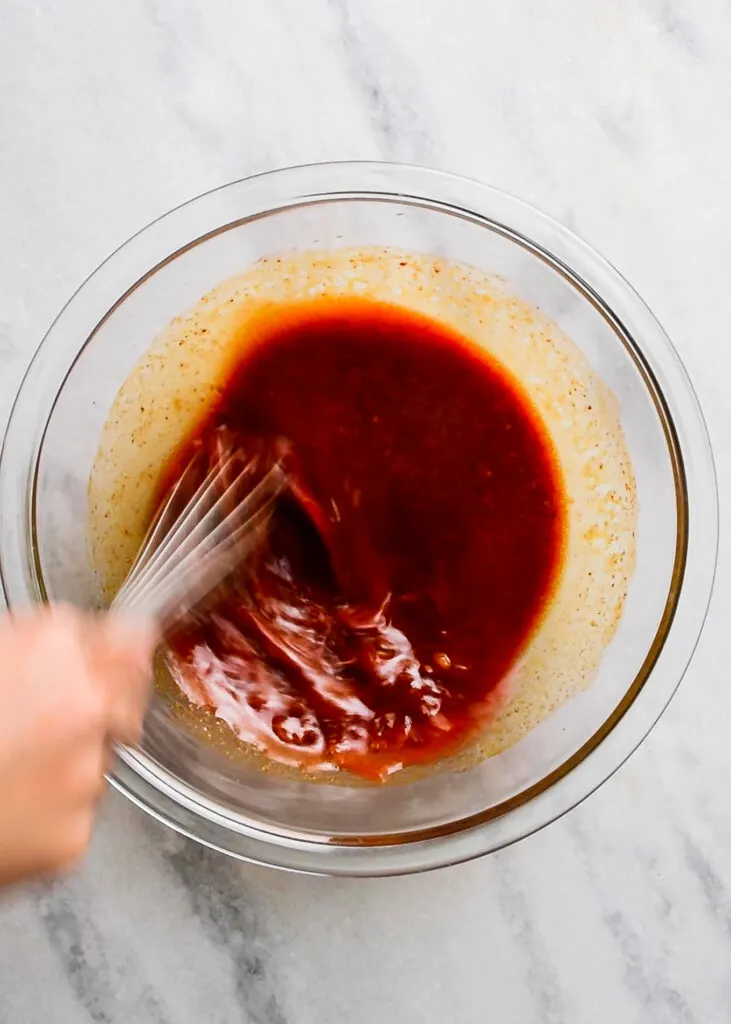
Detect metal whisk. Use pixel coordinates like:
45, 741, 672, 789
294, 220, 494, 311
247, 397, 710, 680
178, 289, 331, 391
112, 444, 287, 628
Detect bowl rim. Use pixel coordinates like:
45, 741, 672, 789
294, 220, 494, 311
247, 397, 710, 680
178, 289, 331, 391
0, 160, 718, 876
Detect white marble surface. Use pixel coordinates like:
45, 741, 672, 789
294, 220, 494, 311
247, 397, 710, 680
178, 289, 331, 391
1, 0, 731, 1021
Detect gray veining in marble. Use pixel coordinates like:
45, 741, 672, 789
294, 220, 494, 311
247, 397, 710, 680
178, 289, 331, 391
1, 0, 731, 1021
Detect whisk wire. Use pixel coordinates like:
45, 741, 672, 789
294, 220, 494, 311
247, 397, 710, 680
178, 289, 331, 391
112, 447, 286, 626
118, 453, 251, 606
115, 453, 212, 601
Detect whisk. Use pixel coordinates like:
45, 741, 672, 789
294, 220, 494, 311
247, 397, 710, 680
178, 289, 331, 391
112, 443, 287, 627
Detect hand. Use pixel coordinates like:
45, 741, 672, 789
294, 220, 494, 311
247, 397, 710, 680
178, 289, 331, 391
0, 605, 156, 886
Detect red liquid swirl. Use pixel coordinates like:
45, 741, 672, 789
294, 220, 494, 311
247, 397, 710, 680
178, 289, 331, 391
162, 300, 565, 780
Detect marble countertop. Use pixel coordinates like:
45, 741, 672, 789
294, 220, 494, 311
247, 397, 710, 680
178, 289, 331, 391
1, 1, 731, 1021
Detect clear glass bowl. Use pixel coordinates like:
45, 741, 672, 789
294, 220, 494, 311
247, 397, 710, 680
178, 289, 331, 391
0, 163, 717, 876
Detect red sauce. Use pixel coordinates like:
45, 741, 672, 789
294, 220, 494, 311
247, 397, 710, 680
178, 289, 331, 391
162, 299, 565, 781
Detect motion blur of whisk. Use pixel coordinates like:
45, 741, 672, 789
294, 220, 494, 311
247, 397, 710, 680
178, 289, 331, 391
112, 428, 288, 628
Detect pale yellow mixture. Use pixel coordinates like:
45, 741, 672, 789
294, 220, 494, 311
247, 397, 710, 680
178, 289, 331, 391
89, 246, 636, 765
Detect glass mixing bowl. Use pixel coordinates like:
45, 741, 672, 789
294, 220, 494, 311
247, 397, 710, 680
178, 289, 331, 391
0, 162, 717, 876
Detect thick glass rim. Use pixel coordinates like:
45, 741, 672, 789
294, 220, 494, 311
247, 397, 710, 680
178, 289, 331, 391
0, 162, 718, 876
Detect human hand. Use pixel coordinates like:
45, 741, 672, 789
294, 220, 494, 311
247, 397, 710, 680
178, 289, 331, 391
0, 605, 156, 886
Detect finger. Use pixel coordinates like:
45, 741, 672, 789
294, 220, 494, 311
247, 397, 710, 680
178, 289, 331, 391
96, 613, 159, 674
94, 658, 150, 746
80, 617, 156, 746
85, 615, 156, 699
109, 692, 147, 746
